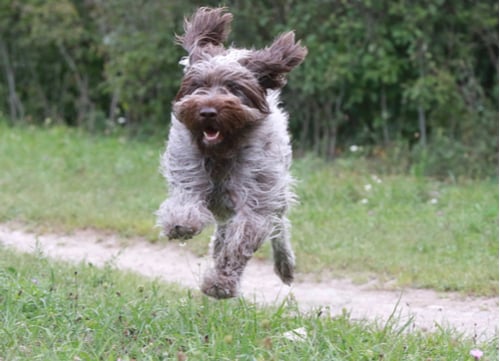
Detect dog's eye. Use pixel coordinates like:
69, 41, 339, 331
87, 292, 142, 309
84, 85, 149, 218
226, 82, 247, 100
178, 78, 205, 99
225, 81, 238, 92
224, 81, 268, 112
193, 88, 210, 96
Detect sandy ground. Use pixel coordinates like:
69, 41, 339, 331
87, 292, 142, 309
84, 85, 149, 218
0, 224, 497, 341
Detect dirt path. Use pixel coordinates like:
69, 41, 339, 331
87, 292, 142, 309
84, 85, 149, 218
0, 224, 497, 341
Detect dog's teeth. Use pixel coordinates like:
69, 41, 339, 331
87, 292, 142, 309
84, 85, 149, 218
204, 131, 220, 141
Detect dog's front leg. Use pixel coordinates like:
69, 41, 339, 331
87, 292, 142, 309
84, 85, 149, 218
209, 224, 226, 260
156, 192, 213, 240
202, 211, 269, 298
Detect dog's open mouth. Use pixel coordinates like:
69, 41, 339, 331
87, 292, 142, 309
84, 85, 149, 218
202, 126, 223, 145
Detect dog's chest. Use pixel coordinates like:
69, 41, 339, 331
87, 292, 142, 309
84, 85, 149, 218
204, 158, 237, 220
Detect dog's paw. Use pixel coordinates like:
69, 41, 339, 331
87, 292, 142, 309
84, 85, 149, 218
167, 225, 199, 240
201, 269, 239, 299
274, 259, 294, 285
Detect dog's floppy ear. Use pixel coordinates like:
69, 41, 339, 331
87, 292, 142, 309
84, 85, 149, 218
176, 7, 233, 64
241, 32, 307, 90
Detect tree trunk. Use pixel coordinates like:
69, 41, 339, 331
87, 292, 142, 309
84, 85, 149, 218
29, 66, 51, 120
323, 97, 339, 160
417, 41, 427, 147
57, 42, 94, 127
313, 99, 321, 155
418, 103, 427, 147
380, 88, 390, 145
109, 87, 120, 122
324, 85, 345, 160
0, 37, 24, 121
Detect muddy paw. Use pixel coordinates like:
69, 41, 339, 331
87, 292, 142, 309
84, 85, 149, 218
274, 259, 294, 286
167, 225, 199, 240
201, 270, 239, 299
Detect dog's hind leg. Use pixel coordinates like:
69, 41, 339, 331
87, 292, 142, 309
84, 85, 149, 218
201, 211, 269, 299
270, 216, 295, 285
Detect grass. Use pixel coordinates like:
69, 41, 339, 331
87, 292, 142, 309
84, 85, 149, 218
291, 157, 498, 295
0, 123, 498, 296
0, 124, 164, 236
0, 247, 497, 361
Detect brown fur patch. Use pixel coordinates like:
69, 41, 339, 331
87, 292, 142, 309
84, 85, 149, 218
173, 93, 261, 156
176, 7, 233, 64
240, 32, 308, 89
175, 66, 270, 113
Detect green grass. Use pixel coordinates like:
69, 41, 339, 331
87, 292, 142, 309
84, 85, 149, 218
0, 124, 164, 237
291, 157, 498, 295
1, 247, 497, 361
0, 123, 498, 295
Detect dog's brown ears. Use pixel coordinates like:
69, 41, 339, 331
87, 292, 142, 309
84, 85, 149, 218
241, 32, 308, 90
176, 7, 233, 64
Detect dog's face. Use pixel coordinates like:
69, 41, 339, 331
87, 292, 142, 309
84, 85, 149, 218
173, 60, 270, 151
173, 7, 307, 155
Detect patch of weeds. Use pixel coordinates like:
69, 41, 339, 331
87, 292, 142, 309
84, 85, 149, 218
0, 247, 498, 360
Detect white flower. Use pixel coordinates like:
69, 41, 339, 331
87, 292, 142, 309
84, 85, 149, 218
360, 198, 369, 204
371, 174, 382, 184
283, 327, 307, 342
429, 198, 438, 204
364, 184, 372, 191
470, 349, 484, 360
349, 145, 359, 152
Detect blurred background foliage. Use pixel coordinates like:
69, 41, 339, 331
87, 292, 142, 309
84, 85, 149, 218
0, 0, 497, 178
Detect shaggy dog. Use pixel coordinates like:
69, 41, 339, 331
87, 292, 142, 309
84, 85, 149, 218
156, 7, 307, 299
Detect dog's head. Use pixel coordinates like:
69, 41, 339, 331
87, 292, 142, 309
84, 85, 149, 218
172, 7, 307, 155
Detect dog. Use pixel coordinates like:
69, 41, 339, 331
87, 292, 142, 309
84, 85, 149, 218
156, 7, 307, 299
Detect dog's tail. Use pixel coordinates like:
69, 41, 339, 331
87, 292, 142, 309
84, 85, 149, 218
176, 7, 233, 54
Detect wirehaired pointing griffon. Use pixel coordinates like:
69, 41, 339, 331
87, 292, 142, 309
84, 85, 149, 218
156, 7, 307, 299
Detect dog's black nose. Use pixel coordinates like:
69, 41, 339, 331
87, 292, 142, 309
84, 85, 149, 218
200, 107, 217, 118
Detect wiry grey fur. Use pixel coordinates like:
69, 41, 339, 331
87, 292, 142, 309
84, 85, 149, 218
156, 7, 307, 299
